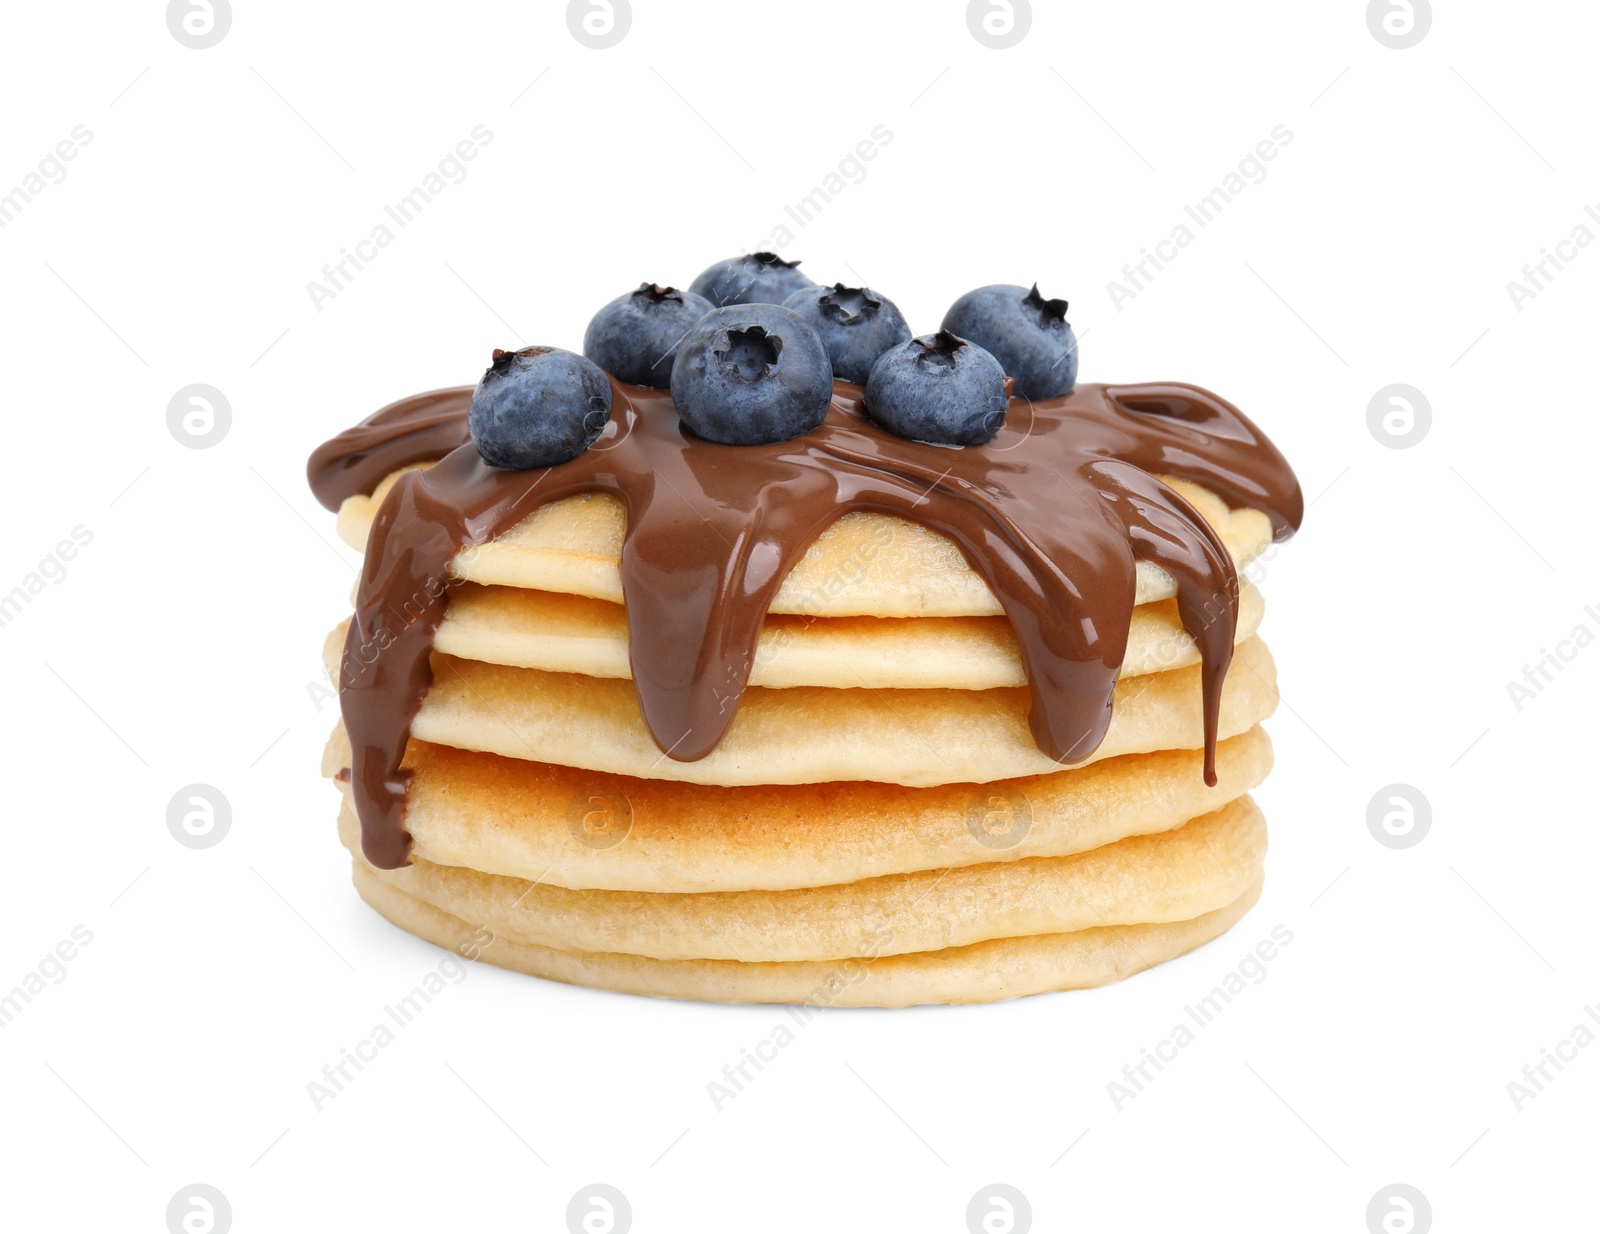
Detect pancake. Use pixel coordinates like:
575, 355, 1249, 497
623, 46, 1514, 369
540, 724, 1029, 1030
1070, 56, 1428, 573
374, 636, 1276, 788
351, 864, 1266, 1006
312, 366, 1299, 1005
321, 726, 1272, 892
427, 582, 1266, 690
337, 470, 1272, 618
340, 794, 1265, 962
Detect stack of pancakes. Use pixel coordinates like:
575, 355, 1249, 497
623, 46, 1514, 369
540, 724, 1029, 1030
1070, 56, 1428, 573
321, 467, 1281, 1006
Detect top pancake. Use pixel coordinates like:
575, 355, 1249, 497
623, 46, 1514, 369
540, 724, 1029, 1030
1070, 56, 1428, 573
337, 468, 1272, 619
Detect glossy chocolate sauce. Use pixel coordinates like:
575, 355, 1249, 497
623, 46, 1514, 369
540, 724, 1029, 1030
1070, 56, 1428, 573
307, 387, 475, 512
310, 380, 1301, 869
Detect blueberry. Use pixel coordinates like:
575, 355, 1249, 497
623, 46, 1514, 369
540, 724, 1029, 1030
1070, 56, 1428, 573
468, 347, 612, 469
689, 251, 816, 307
940, 283, 1078, 400
582, 283, 714, 388
864, 331, 1009, 446
669, 304, 833, 445
780, 283, 913, 384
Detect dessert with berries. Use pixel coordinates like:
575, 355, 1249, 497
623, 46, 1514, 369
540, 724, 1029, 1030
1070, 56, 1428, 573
309, 254, 1301, 1005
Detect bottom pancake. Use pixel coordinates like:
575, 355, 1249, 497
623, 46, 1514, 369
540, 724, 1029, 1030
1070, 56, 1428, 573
350, 865, 1266, 1007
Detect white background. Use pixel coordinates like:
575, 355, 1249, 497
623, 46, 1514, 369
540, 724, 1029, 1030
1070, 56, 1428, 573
2, 1, 1595, 1230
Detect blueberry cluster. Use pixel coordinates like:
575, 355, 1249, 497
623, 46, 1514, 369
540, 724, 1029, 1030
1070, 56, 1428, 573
467, 254, 1078, 468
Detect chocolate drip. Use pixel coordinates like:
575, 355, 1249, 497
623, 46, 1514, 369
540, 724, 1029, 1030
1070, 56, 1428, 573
318, 379, 1301, 869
